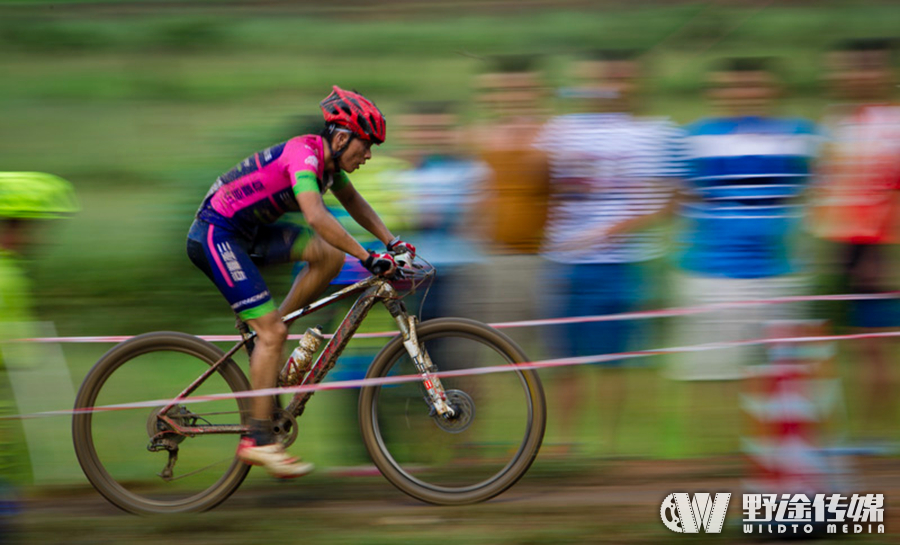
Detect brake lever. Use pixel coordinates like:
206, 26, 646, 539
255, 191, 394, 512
388, 251, 428, 280
392, 252, 412, 267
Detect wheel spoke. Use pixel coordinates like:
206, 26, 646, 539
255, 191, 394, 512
165, 457, 235, 482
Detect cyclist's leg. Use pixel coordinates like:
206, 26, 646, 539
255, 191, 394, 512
282, 237, 344, 314
187, 220, 283, 428
250, 222, 344, 315
244, 311, 287, 421
240, 312, 313, 477
187, 220, 313, 476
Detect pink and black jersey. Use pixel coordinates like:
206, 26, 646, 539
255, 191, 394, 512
197, 135, 349, 238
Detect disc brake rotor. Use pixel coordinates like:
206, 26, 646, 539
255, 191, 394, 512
432, 389, 475, 434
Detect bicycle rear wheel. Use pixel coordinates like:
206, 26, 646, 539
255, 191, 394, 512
358, 318, 546, 505
72, 332, 252, 514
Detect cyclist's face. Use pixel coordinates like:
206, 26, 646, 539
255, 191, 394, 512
0, 219, 37, 255
331, 131, 374, 172
339, 137, 374, 173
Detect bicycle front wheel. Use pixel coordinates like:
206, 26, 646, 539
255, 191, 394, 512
358, 318, 546, 505
72, 332, 252, 514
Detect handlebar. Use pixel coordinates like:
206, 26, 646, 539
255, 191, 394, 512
386, 251, 435, 285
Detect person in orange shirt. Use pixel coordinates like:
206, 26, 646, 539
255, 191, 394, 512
469, 55, 551, 353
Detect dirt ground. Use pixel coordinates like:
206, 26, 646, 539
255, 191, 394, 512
9, 455, 900, 545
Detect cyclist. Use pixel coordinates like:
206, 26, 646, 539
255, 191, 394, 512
186, 86, 415, 478
0, 172, 79, 535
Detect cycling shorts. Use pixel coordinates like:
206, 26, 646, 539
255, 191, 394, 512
186, 218, 314, 320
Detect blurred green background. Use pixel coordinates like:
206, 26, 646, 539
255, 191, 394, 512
2, 0, 897, 335
2, 0, 899, 474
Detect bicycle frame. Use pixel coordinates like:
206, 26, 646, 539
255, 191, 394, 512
155, 273, 452, 437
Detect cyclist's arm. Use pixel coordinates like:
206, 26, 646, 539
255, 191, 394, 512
295, 191, 369, 262
331, 180, 395, 247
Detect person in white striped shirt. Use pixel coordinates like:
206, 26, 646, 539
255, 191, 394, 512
534, 50, 685, 456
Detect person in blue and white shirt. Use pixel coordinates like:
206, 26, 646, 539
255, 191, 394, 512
535, 50, 685, 455
671, 57, 820, 383
394, 101, 488, 321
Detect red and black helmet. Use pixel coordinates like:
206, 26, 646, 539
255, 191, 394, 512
320, 86, 387, 144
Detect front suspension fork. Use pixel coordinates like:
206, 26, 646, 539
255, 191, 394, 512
385, 300, 455, 418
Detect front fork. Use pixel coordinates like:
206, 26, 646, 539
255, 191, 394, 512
384, 299, 456, 418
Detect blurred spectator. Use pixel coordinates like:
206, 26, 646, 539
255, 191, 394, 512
394, 101, 488, 321
669, 58, 819, 452
810, 38, 900, 442
534, 50, 683, 456
469, 54, 551, 353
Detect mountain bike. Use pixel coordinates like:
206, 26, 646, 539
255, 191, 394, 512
72, 254, 546, 514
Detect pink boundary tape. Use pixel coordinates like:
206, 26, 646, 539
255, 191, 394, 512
11, 290, 900, 345
5, 328, 899, 421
